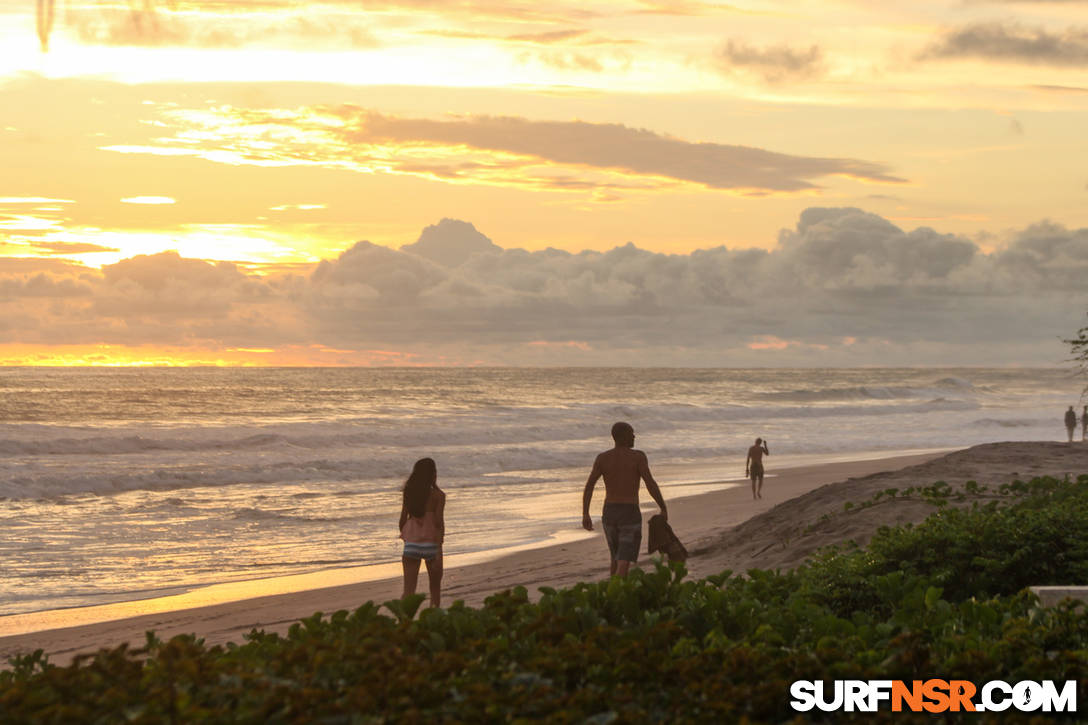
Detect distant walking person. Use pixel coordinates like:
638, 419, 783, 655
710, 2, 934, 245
1082, 406, 1087, 442
746, 437, 770, 499
399, 457, 445, 607
582, 422, 668, 577
1066, 406, 1078, 443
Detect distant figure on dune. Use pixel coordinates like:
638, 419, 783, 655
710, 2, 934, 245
746, 437, 770, 499
1082, 406, 1087, 442
399, 457, 445, 607
582, 421, 668, 577
1066, 406, 1078, 443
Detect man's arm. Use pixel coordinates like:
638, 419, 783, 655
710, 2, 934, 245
762, 442, 770, 455
582, 456, 602, 531
745, 449, 751, 475
638, 451, 668, 520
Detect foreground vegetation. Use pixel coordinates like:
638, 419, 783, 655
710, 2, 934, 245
3, 475, 1088, 723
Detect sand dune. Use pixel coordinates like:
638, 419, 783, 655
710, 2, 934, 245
691, 441, 1088, 576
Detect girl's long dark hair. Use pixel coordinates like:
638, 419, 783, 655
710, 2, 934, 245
403, 457, 436, 519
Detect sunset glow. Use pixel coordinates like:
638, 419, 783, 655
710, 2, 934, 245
2, 0, 1086, 366
0, 343, 433, 367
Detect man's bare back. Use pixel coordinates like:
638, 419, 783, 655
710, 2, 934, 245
592, 447, 649, 504
582, 422, 668, 576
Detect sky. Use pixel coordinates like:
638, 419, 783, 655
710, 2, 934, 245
0, 0, 1086, 366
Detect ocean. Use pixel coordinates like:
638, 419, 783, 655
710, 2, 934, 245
0, 366, 1081, 617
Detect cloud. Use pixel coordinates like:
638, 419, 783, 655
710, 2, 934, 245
324, 109, 906, 190
30, 241, 120, 255
2, 209, 1086, 364
524, 50, 615, 73
50, 0, 601, 50
0, 213, 65, 232
321, 0, 600, 22
0, 258, 92, 275
715, 40, 825, 83
0, 273, 92, 298
421, 27, 635, 48
774, 207, 980, 291
1029, 84, 1088, 93
126, 106, 905, 195
290, 209, 1088, 360
65, 6, 383, 49
121, 196, 176, 205
992, 220, 1088, 289
401, 218, 503, 267
633, 0, 739, 15
78, 253, 290, 348
0, 197, 75, 205
102, 0, 596, 19
507, 29, 590, 44
310, 241, 445, 302
269, 203, 326, 211
923, 23, 1088, 66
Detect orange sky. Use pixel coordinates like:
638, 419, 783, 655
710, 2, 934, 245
1, 0, 1086, 365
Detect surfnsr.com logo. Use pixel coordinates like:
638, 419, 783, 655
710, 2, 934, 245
790, 680, 1077, 714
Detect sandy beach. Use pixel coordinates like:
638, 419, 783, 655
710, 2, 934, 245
2, 441, 1086, 667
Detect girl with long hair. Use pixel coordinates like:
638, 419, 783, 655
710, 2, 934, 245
398, 457, 445, 607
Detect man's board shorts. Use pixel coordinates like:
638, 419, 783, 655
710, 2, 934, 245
749, 462, 764, 478
602, 502, 642, 563
403, 541, 439, 561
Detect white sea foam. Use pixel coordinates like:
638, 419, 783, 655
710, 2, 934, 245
1, 398, 982, 455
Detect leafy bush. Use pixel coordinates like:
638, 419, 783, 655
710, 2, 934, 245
3, 475, 1088, 723
806, 474, 1088, 612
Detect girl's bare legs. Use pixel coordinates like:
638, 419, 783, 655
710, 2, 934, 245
424, 552, 443, 607
402, 557, 421, 599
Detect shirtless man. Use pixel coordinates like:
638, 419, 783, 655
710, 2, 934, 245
1066, 406, 1078, 443
582, 421, 668, 577
746, 437, 770, 499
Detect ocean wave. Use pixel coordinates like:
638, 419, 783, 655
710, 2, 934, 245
757, 380, 977, 403
933, 377, 975, 389
0, 444, 591, 499
0, 432, 297, 457
0, 397, 988, 459
0, 461, 389, 500
3, 405, 1005, 500
230, 507, 354, 523
973, 418, 1036, 428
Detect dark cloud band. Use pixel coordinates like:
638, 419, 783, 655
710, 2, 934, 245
2, 209, 1085, 364
924, 23, 1088, 67
331, 109, 906, 192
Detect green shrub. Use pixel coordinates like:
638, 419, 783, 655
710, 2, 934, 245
806, 474, 1088, 609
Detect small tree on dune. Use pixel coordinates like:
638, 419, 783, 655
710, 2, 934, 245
1067, 315, 1088, 397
